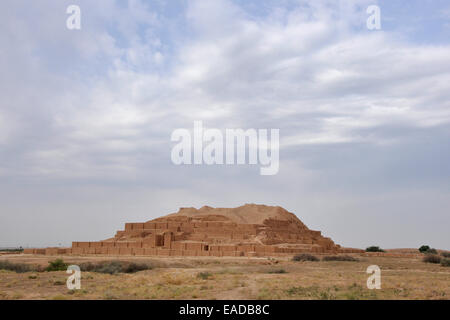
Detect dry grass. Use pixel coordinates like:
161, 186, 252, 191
292, 254, 319, 262
0, 254, 448, 300
322, 255, 359, 262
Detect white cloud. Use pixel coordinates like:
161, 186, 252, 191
1, 0, 449, 248
2, 0, 450, 176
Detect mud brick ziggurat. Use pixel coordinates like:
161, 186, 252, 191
25, 204, 363, 257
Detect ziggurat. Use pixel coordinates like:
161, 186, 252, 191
24, 204, 363, 256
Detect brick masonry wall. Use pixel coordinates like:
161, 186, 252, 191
25, 216, 371, 257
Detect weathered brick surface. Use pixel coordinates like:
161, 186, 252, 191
119, 248, 132, 255
144, 248, 157, 255
157, 248, 171, 256
96, 248, 108, 254
78, 242, 90, 248
219, 245, 237, 252
101, 242, 115, 247
185, 242, 203, 251
156, 222, 168, 229
29, 205, 369, 257
132, 223, 144, 230
171, 250, 183, 256
132, 248, 145, 256
45, 248, 58, 255
71, 248, 84, 255
108, 248, 120, 255
164, 232, 173, 249
90, 242, 102, 248
129, 241, 143, 248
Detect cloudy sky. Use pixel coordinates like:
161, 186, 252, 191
1, 0, 449, 249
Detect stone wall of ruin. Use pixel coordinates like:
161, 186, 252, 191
24, 215, 366, 256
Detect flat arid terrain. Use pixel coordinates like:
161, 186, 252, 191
0, 253, 449, 300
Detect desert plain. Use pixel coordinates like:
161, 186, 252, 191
0, 252, 449, 300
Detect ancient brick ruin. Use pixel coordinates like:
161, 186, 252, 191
24, 204, 363, 257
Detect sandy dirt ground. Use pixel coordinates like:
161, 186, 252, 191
0, 253, 449, 300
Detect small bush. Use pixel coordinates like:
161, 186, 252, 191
267, 269, 287, 274
441, 258, 450, 267
97, 261, 123, 274
423, 254, 441, 264
419, 245, 430, 253
53, 280, 65, 286
424, 248, 438, 254
197, 272, 212, 280
322, 255, 359, 262
0, 248, 24, 253
79, 261, 152, 274
0, 261, 33, 273
78, 262, 96, 272
292, 254, 319, 262
122, 262, 151, 273
45, 259, 68, 272
365, 246, 385, 253
441, 252, 450, 258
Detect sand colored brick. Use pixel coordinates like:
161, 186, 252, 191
119, 248, 132, 255
132, 248, 145, 256
89, 242, 102, 248
101, 242, 115, 247
96, 248, 108, 255
77, 242, 90, 248
143, 248, 157, 255
71, 248, 83, 255
157, 248, 171, 256
45, 248, 58, 255
107, 248, 120, 255
26, 204, 365, 257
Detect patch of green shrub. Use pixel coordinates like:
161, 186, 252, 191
197, 272, 212, 280
45, 259, 68, 272
97, 261, 123, 274
267, 269, 287, 274
441, 252, 450, 258
322, 255, 359, 262
440, 258, 450, 267
0, 248, 24, 253
424, 248, 438, 254
292, 254, 319, 262
365, 246, 385, 252
79, 261, 152, 274
419, 245, 430, 253
423, 254, 441, 264
78, 262, 95, 272
123, 262, 152, 273
0, 260, 33, 273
